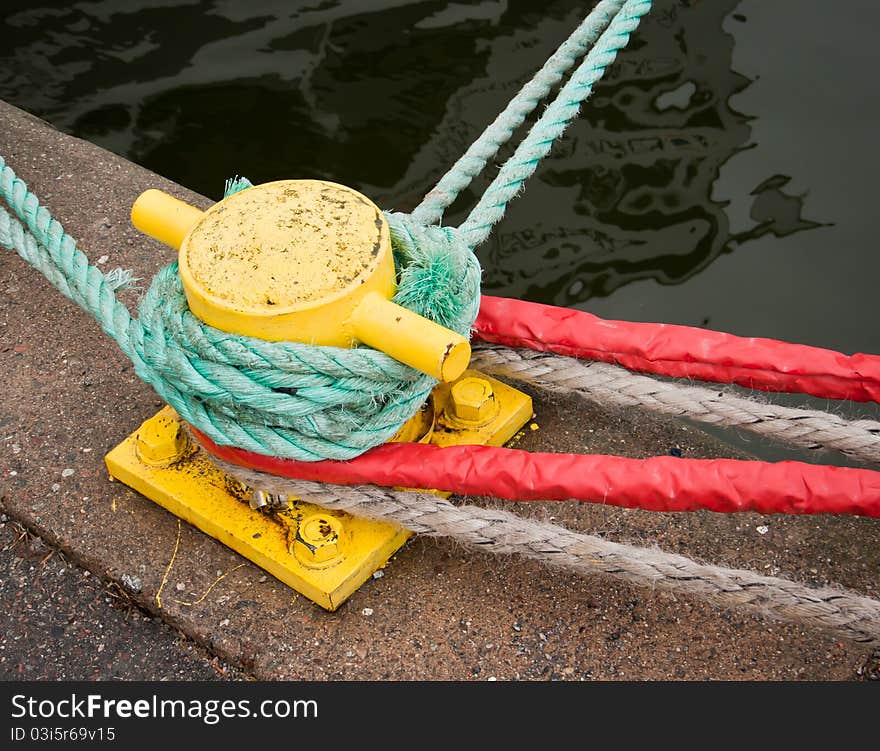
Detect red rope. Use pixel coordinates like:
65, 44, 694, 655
194, 429, 880, 518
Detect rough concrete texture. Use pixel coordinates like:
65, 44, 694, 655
1, 100, 879, 680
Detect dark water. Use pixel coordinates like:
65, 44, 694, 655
2, 0, 880, 458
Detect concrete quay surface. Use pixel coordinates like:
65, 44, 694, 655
1, 100, 879, 680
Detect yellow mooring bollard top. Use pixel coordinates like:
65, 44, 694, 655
131, 180, 471, 382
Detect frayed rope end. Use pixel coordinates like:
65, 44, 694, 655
224, 176, 254, 198
104, 267, 140, 291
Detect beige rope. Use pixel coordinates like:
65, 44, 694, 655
215, 455, 880, 646
471, 345, 880, 465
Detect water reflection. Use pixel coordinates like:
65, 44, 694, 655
0, 0, 824, 309
473, 1, 827, 305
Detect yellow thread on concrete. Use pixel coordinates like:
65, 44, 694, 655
156, 518, 181, 610
173, 564, 246, 607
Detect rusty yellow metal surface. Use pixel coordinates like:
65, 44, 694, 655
178, 180, 396, 345
131, 189, 204, 250
433, 369, 534, 448
104, 370, 532, 610
346, 290, 471, 383
130, 180, 469, 381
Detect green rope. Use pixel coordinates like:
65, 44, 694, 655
0, 159, 479, 461
0, 0, 649, 461
411, 0, 630, 226
446, 0, 653, 248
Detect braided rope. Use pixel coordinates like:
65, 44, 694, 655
471, 346, 880, 465
216, 456, 880, 646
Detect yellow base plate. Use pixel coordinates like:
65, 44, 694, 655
105, 408, 410, 611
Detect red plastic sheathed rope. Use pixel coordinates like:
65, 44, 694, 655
474, 295, 880, 403
193, 429, 880, 518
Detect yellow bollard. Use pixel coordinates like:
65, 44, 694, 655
131, 180, 469, 382
110, 176, 533, 611
348, 292, 471, 382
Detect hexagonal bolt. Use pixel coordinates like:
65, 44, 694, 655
448, 376, 498, 423
135, 414, 189, 466
293, 514, 345, 568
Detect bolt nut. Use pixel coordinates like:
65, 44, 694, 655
135, 414, 189, 465
293, 514, 345, 568
448, 376, 498, 423
249, 489, 288, 510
